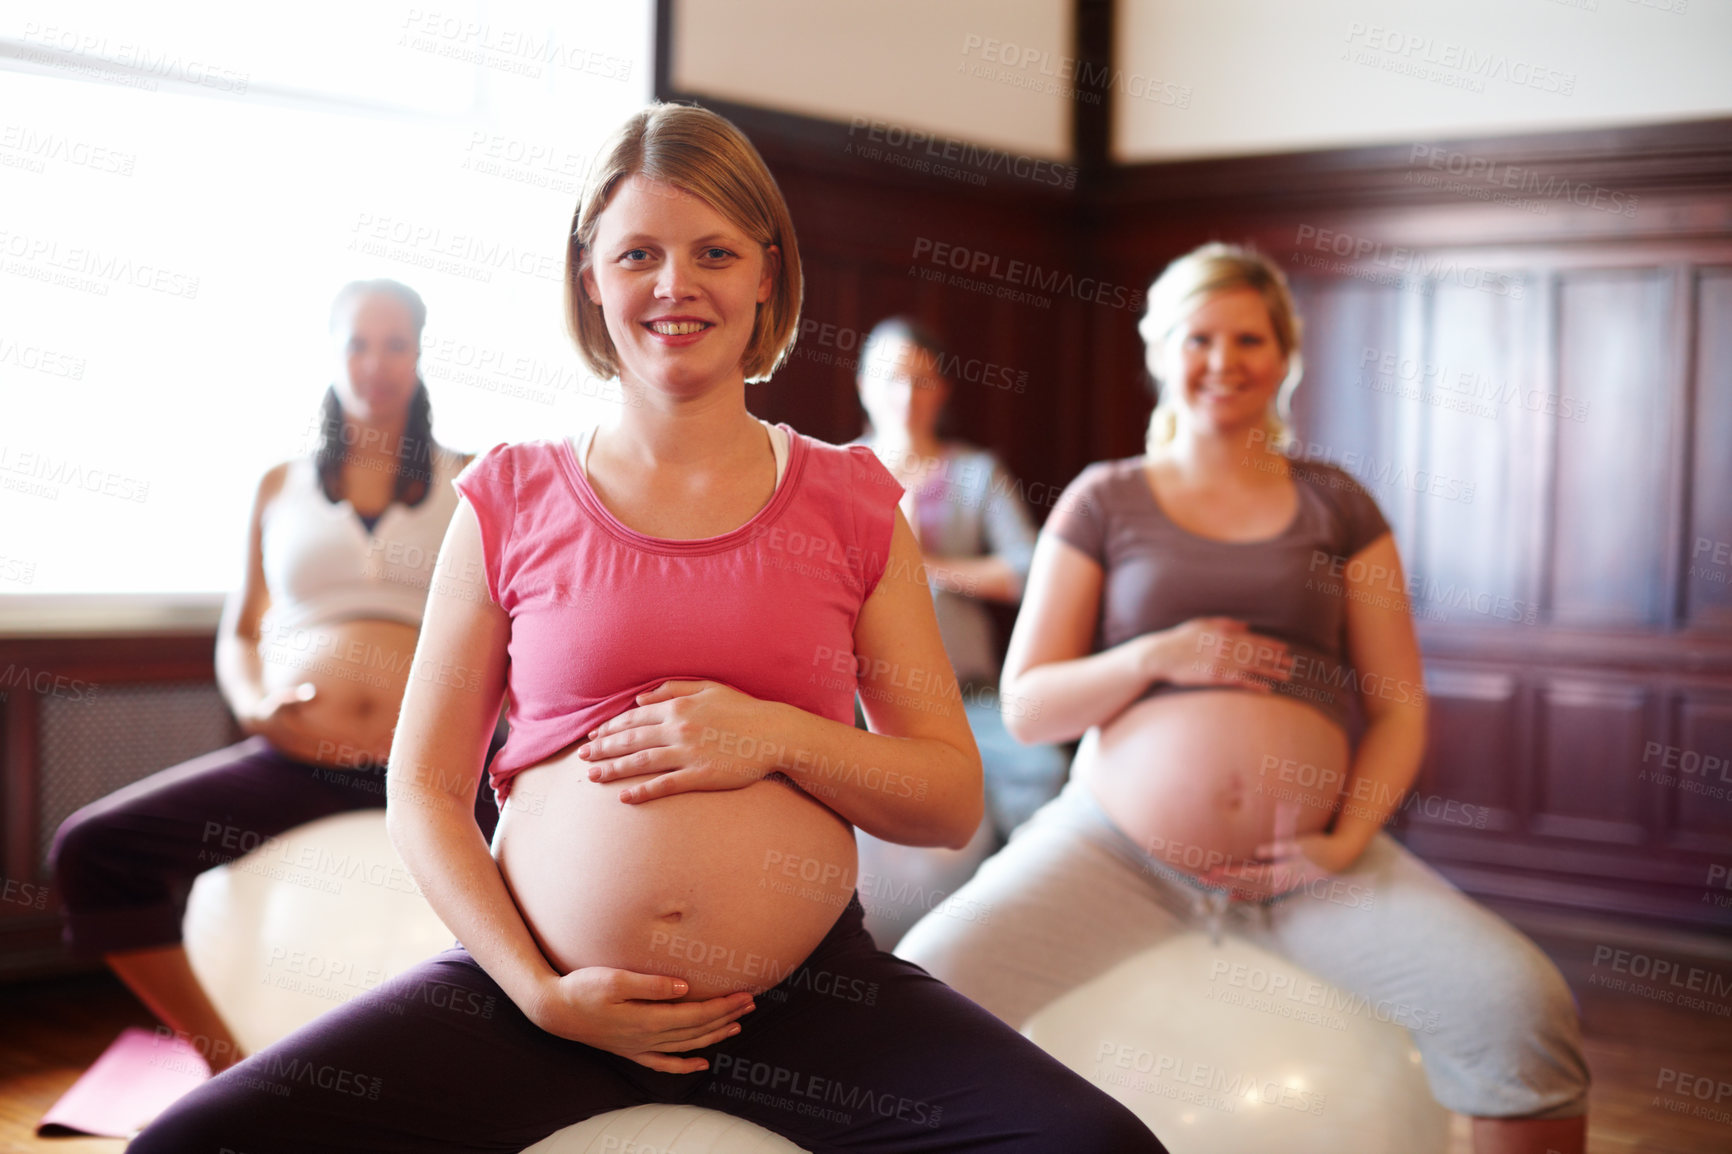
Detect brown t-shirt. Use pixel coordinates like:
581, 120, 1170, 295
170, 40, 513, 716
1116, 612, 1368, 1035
1046, 456, 1393, 733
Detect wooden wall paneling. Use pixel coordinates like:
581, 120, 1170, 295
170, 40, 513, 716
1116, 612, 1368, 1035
1664, 687, 1732, 855
744, 131, 1088, 494
1685, 268, 1732, 630
1284, 278, 1407, 500
1549, 269, 1675, 628
1531, 675, 1654, 845
1054, 289, 1106, 504
1408, 279, 1546, 634
1407, 663, 1523, 835
1069, 271, 1147, 470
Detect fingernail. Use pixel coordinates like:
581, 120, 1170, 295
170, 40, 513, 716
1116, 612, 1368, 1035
728, 1024, 741, 1036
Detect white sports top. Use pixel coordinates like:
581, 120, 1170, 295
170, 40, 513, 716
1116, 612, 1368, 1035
259, 448, 464, 632
569, 419, 791, 486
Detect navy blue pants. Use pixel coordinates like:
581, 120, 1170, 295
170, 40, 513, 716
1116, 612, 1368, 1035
51, 736, 501, 957
128, 896, 1165, 1153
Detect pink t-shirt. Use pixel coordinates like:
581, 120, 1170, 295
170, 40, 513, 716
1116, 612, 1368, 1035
453, 428, 903, 800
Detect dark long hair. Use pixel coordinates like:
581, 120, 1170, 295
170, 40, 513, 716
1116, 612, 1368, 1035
317, 279, 438, 508
315, 380, 437, 508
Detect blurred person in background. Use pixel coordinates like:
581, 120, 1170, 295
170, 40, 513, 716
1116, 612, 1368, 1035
898, 244, 1588, 1154
849, 317, 1070, 947
853, 316, 1068, 841
51, 279, 495, 1074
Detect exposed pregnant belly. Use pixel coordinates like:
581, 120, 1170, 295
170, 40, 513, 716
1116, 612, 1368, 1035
494, 753, 858, 1000
258, 619, 419, 764
1077, 690, 1351, 880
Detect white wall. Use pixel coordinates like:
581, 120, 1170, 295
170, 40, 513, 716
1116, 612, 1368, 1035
1115, 0, 1732, 160
672, 0, 1731, 164
672, 0, 1073, 160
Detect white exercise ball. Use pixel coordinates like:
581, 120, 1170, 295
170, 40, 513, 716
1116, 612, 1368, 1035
853, 815, 998, 949
183, 809, 455, 1053
519, 1104, 807, 1154
1022, 933, 1453, 1154
183, 810, 808, 1153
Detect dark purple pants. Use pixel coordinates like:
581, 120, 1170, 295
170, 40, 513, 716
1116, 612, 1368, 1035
128, 896, 1165, 1154
50, 736, 501, 957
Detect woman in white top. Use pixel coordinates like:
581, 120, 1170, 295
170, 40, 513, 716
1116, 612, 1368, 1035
51, 279, 490, 1073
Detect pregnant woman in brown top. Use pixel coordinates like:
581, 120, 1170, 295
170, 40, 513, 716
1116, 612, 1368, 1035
897, 244, 1590, 1154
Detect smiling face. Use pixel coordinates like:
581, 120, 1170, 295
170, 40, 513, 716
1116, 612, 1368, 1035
1147, 286, 1289, 440
580, 174, 778, 397
332, 291, 421, 426
857, 335, 949, 440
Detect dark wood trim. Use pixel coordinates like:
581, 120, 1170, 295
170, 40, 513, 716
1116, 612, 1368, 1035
2, 681, 35, 885
653, 0, 674, 106
1093, 117, 1732, 212
1418, 624, 1732, 674
0, 918, 79, 982
1422, 857, 1732, 931
1071, 0, 1113, 182
1674, 266, 1704, 627
0, 632, 217, 684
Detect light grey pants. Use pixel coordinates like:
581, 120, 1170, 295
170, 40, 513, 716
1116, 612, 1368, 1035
895, 777, 1590, 1120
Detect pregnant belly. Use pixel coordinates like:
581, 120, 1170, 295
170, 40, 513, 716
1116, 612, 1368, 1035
1077, 690, 1352, 882
258, 618, 419, 764
494, 752, 858, 1000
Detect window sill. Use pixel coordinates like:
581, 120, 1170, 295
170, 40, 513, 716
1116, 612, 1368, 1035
0, 594, 225, 638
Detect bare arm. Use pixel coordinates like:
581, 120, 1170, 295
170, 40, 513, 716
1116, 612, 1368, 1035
922, 554, 1020, 602
213, 464, 286, 723
1325, 532, 1429, 855
997, 534, 1152, 744
819, 510, 983, 845
921, 453, 1036, 604
383, 500, 532, 1001
212, 463, 336, 762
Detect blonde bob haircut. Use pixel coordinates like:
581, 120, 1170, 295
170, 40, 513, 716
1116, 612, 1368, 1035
565, 103, 804, 383
1139, 243, 1303, 453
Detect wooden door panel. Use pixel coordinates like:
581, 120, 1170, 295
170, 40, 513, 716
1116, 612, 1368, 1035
1550, 271, 1674, 628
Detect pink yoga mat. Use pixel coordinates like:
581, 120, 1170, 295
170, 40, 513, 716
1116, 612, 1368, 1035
38, 1027, 211, 1138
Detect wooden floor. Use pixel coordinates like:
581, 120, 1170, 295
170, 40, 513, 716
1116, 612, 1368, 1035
1, 903, 1727, 1153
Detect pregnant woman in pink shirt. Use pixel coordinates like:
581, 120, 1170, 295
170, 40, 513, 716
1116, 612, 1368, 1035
130, 104, 1163, 1154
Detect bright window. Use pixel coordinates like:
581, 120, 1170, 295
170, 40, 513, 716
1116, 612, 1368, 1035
0, 0, 652, 610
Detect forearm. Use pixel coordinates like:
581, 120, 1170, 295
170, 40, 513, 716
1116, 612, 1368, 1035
715, 701, 980, 848
924, 555, 1020, 602
385, 773, 559, 1023
1328, 705, 1427, 855
214, 633, 268, 722
1003, 634, 1158, 745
